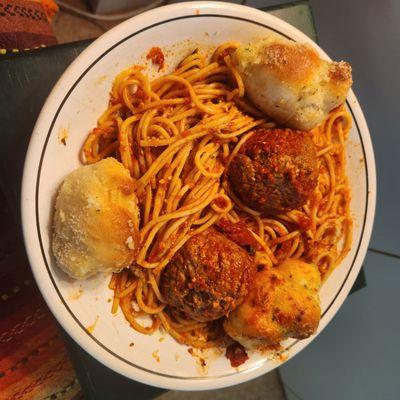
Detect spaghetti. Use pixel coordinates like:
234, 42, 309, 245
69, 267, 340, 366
82, 43, 352, 348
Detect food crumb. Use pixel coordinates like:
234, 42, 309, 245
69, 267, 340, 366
158, 337, 165, 342
152, 349, 160, 363
58, 127, 68, 146
187, 347, 194, 356
129, 342, 135, 347
277, 351, 289, 362
107, 298, 112, 303
86, 315, 99, 334
69, 288, 83, 301
174, 353, 180, 361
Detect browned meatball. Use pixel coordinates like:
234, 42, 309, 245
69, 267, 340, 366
228, 128, 318, 214
160, 228, 254, 322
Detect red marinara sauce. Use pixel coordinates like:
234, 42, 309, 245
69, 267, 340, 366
146, 47, 165, 71
226, 342, 249, 367
216, 219, 261, 250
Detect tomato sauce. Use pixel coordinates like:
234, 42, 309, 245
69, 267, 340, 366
146, 47, 165, 71
225, 342, 249, 367
216, 219, 261, 250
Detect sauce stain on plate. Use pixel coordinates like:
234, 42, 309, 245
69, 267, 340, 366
96, 74, 108, 85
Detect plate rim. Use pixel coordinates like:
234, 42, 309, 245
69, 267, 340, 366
21, 1, 376, 390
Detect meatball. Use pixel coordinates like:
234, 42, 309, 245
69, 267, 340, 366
232, 34, 352, 130
228, 128, 318, 214
160, 228, 254, 322
52, 158, 140, 279
224, 258, 321, 350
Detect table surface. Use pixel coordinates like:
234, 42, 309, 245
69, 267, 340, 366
0, 0, 387, 398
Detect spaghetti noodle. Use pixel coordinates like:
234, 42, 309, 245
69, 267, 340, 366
82, 43, 352, 348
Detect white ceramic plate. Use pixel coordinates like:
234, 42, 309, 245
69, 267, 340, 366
21, 1, 376, 390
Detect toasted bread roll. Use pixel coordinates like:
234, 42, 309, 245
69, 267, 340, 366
52, 158, 140, 279
233, 34, 352, 130
224, 258, 321, 349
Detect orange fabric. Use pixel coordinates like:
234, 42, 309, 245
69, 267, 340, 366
0, 0, 57, 51
40, 0, 59, 21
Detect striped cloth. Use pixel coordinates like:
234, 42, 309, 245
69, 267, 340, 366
0, 0, 57, 53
